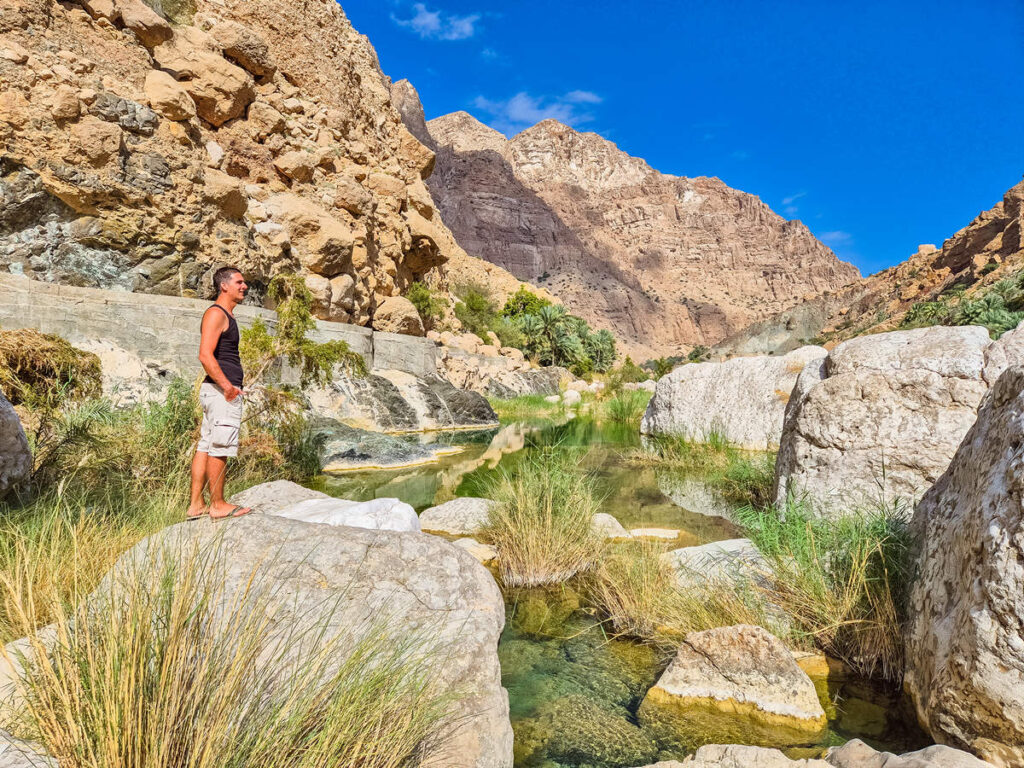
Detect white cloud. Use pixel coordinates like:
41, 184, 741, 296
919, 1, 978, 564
564, 90, 602, 104
819, 230, 853, 246
782, 191, 807, 217
472, 91, 601, 135
481, 47, 499, 60
782, 191, 807, 206
392, 3, 480, 41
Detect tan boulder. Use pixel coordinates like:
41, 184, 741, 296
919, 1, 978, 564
209, 20, 276, 77
246, 101, 285, 140
119, 0, 171, 48
203, 169, 246, 219
152, 27, 254, 127
638, 625, 827, 749
264, 194, 355, 276
81, 0, 120, 23
273, 150, 315, 183
50, 84, 80, 120
333, 177, 372, 216
328, 273, 356, 319
304, 274, 331, 316
0, 91, 30, 128
144, 70, 195, 121
372, 296, 424, 337
69, 116, 122, 165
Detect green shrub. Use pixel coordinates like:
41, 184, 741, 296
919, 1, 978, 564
501, 286, 550, 320
604, 390, 651, 425
406, 281, 445, 331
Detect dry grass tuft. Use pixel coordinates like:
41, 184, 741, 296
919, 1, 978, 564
1, 536, 456, 768
482, 450, 604, 588
0, 329, 101, 409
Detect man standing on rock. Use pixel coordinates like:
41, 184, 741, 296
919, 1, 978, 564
186, 266, 252, 520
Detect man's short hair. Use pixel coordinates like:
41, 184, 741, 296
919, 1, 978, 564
212, 266, 241, 294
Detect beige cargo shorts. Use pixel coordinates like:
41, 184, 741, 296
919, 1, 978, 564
197, 382, 242, 458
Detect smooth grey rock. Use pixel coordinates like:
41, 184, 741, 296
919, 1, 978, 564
775, 326, 996, 518
641, 346, 826, 450
641, 743, 829, 766
982, 319, 1024, 385
904, 366, 1024, 766
827, 738, 995, 767
661, 538, 766, 588
228, 479, 329, 514
420, 497, 495, 535
454, 538, 497, 564
0, 730, 55, 768
0, 391, 30, 496
591, 512, 630, 538
103, 515, 513, 768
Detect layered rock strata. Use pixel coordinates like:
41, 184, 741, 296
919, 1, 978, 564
719, 180, 1024, 356
637, 624, 827, 749
774, 325, 1023, 517
392, 82, 859, 359
641, 345, 827, 450
0, 0, 530, 332
905, 365, 1024, 767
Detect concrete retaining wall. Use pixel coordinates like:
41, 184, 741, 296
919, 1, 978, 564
0, 275, 439, 378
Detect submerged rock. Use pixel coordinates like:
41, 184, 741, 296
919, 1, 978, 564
0, 391, 30, 496
905, 365, 1024, 766
638, 625, 826, 750
641, 346, 826, 450
309, 417, 456, 471
420, 497, 495, 535
774, 326, 998, 517
454, 538, 497, 564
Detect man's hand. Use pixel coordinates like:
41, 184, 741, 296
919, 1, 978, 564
224, 384, 241, 402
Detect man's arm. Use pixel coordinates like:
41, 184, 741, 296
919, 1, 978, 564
198, 308, 240, 400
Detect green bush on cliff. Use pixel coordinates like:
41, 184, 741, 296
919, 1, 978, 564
405, 281, 445, 331
0, 328, 102, 410
900, 270, 1024, 338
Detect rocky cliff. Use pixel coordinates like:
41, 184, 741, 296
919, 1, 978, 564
719, 179, 1024, 356
0, 0, 531, 330
392, 81, 859, 359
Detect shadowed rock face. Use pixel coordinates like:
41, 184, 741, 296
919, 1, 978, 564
391, 82, 859, 359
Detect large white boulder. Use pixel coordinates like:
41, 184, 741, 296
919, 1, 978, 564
0, 391, 30, 496
641, 346, 827, 450
661, 538, 766, 589
774, 326, 997, 517
100, 516, 511, 767
637, 624, 826, 749
904, 365, 1024, 767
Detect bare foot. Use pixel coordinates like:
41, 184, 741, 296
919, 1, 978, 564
209, 502, 252, 520
186, 502, 208, 520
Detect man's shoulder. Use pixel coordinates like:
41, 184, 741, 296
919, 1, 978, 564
202, 304, 230, 328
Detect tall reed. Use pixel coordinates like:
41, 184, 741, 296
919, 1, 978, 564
482, 450, 604, 587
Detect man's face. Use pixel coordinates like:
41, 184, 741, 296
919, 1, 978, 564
222, 271, 248, 301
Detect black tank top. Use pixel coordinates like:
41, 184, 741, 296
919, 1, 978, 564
203, 305, 244, 388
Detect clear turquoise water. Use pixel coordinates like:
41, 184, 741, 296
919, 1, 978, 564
317, 417, 929, 767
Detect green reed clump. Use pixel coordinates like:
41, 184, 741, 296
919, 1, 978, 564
482, 450, 603, 588
2, 538, 455, 768
488, 394, 567, 423
603, 390, 652, 425
735, 497, 915, 682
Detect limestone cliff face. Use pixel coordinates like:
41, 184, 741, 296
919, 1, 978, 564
718, 179, 1024, 356
0, 0, 530, 330
395, 82, 859, 359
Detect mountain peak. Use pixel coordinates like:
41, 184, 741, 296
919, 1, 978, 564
428, 112, 507, 153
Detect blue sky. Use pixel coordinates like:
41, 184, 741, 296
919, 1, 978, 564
343, 0, 1024, 275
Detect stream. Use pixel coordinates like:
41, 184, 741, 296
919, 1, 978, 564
315, 415, 928, 767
